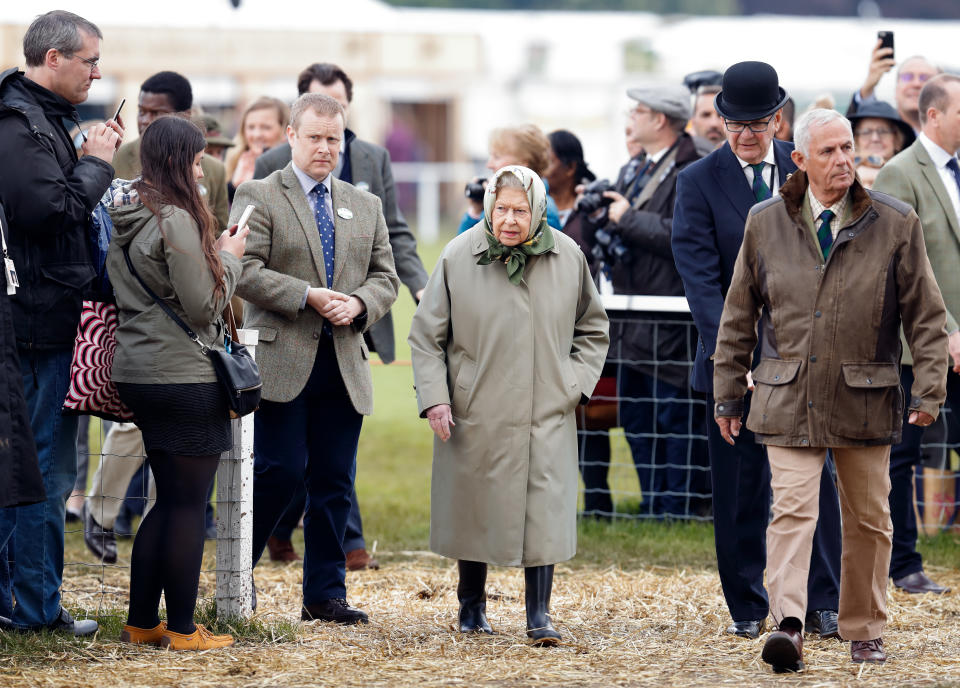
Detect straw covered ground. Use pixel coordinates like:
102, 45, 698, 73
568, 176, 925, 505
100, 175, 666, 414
3, 554, 960, 688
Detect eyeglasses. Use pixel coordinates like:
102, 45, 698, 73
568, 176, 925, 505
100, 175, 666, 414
724, 118, 774, 134
626, 106, 653, 118
899, 72, 932, 83
69, 54, 100, 72
856, 127, 895, 139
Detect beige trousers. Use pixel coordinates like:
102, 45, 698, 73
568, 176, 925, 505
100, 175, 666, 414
84, 422, 155, 529
766, 444, 892, 641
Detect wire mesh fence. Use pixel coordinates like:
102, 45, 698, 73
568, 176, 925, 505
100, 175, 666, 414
578, 300, 960, 528
9, 307, 958, 619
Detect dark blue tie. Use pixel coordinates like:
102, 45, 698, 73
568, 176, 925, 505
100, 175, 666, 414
311, 183, 335, 287
311, 183, 336, 336
946, 157, 960, 200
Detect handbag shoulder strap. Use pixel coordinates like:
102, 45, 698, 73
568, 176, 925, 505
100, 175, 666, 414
121, 245, 211, 354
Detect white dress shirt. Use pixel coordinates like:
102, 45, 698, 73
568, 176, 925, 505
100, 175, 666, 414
735, 143, 779, 195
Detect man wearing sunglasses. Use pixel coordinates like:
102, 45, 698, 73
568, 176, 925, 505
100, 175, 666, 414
849, 38, 940, 134
0, 10, 122, 636
672, 61, 842, 642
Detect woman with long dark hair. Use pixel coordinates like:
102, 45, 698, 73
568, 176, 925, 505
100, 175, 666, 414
106, 115, 249, 650
544, 130, 595, 228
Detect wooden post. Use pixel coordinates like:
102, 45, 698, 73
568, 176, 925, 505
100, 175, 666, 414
215, 328, 258, 619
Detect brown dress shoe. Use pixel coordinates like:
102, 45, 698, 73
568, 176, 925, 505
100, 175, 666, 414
893, 571, 950, 594
267, 536, 301, 562
851, 638, 886, 663
346, 548, 380, 571
762, 626, 804, 673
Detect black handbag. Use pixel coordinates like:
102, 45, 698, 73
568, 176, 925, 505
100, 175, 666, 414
122, 246, 262, 418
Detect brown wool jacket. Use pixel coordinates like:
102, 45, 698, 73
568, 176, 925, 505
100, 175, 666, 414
713, 171, 948, 448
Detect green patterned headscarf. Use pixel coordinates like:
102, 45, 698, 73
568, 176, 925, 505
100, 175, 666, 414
477, 165, 555, 285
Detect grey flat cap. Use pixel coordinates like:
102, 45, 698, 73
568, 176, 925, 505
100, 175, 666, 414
627, 86, 692, 121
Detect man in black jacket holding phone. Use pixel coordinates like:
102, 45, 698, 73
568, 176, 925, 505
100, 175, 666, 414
0, 10, 121, 636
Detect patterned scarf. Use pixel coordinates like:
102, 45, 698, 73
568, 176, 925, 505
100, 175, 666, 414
476, 165, 555, 285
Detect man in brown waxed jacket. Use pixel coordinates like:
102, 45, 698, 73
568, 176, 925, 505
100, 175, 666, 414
713, 109, 948, 672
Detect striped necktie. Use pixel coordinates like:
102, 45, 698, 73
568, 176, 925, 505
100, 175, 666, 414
818, 209, 835, 260
749, 162, 772, 202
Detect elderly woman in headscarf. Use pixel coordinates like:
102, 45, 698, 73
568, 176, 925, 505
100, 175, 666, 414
409, 166, 609, 646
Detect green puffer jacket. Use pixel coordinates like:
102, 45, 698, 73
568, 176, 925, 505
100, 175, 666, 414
106, 201, 241, 384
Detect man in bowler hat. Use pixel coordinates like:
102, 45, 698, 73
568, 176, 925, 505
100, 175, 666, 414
671, 61, 843, 640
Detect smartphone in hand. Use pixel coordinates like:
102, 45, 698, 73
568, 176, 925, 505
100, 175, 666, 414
234, 204, 256, 235
878, 30, 894, 59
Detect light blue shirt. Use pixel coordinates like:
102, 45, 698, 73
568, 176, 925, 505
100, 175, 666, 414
292, 162, 334, 219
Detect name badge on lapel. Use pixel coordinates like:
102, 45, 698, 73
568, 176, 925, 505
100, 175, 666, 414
356, 181, 370, 193
337, 207, 354, 220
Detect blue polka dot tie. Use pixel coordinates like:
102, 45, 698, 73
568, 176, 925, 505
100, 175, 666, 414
311, 183, 335, 287
311, 183, 336, 336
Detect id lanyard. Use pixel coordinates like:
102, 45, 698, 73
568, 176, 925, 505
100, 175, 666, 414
0, 217, 19, 295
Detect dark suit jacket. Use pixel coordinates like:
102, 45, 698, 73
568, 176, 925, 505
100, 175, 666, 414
254, 136, 427, 363
671, 139, 796, 394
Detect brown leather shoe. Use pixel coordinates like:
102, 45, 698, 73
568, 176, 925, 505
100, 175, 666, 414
762, 625, 804, 673
346, 548, 380, 571
893, 571, 950, 594
851, 638, 886, 663
267, 536, 301, 562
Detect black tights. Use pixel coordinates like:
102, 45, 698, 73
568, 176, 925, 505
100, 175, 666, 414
126, 449, 220, 634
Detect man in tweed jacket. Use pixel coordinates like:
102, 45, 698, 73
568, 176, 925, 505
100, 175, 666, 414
233, 93, 398, 625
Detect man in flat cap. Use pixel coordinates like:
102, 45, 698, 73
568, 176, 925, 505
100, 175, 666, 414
581, 85, 708, 519
672, 61, 842, 640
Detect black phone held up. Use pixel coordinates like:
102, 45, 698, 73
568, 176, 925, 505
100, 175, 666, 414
878, 30, 894, 59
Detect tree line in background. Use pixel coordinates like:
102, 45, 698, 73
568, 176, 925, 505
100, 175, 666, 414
383, 0, 960, 19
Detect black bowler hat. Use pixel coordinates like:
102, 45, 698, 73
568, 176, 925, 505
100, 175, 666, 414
714, 61, 790, 122
847, 100, 916, 150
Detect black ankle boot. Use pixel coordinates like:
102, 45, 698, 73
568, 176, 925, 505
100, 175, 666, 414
525, 564, 561, 646
457, 560, 493, 634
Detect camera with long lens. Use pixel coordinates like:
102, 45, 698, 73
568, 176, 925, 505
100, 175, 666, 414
576, 178, 615, 217
591, 226, 631, 265
464, 178, 487, 203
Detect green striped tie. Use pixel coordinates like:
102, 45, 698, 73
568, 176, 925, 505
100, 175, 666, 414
750, 162, 771, 202
818, 210, 835, 259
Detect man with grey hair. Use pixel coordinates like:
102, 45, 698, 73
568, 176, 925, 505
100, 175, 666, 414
714, 107, 948, 670
673, 61, 842, 643
0, 10, 122, 636
581, 85, 706, 520
232, 92, 398, 625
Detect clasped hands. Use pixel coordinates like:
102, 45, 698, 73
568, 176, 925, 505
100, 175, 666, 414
306, 287, 364, 327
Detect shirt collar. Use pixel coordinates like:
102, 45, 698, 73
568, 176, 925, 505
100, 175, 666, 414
735, 142, 776, 170
807, 186, 849, 223
292, 162, 332, 198
918, 131, 957, 169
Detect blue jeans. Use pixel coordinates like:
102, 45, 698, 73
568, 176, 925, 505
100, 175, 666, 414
0, 348, 78, 627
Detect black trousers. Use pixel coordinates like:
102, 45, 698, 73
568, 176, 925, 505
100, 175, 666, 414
706, 392, 842, 622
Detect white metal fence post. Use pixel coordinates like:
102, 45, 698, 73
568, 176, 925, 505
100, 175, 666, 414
215, 327, 258, 619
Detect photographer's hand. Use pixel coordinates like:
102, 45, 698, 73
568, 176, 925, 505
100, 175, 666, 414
603, 190, 630, 224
